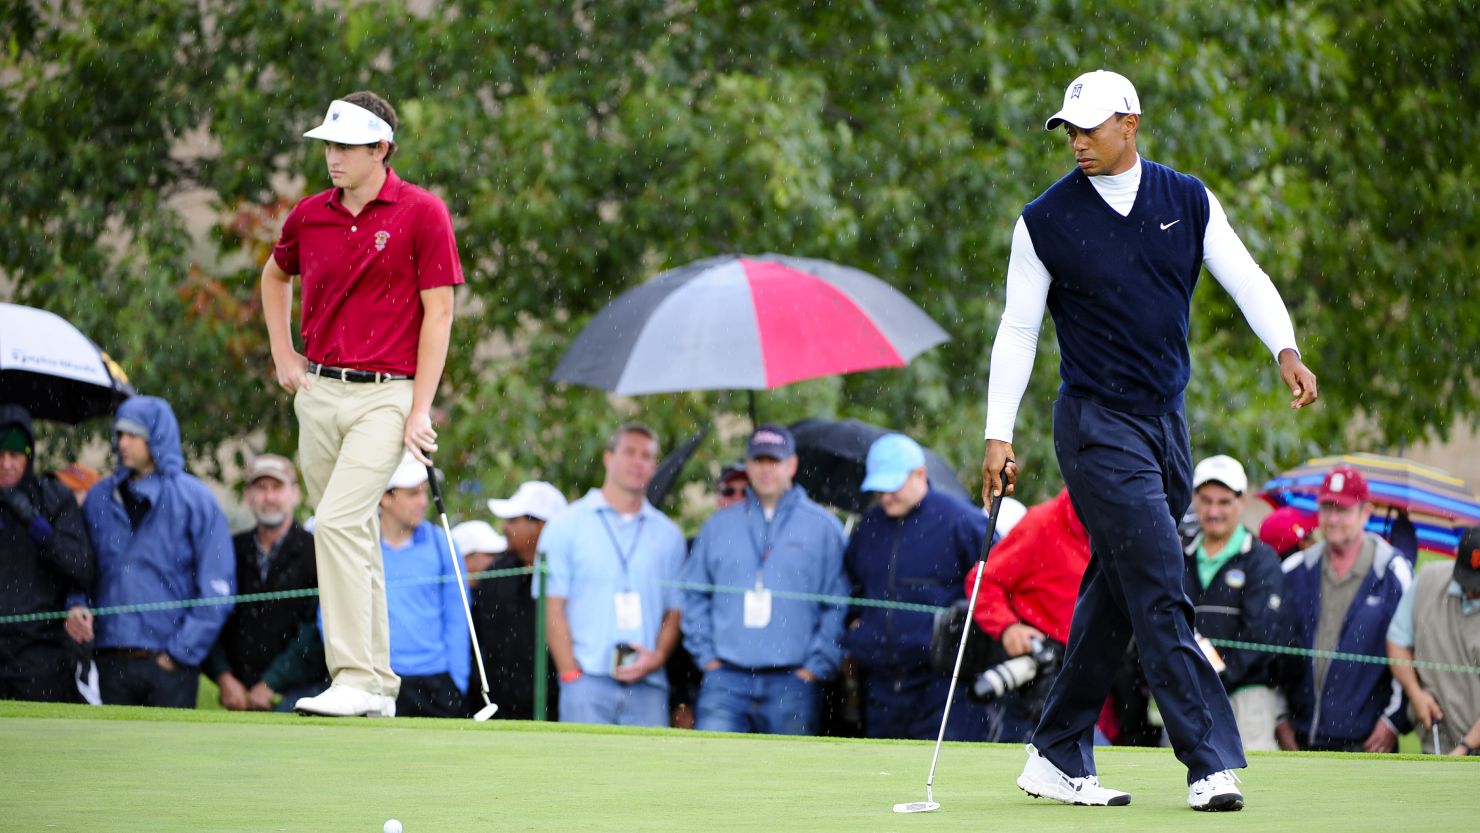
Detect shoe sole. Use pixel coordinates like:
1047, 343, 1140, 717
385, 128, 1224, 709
1017, 778, 1131, 807
292, 707, 386, 717
1191, 793, 1244, 812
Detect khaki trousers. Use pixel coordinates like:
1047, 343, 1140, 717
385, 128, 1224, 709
294, 376, 411, 697
1228, 684, 1283, 752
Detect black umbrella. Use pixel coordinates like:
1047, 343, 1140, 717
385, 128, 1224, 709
789, 417, 970, 514
0, 303, 134, 423
645, 424, 711, 509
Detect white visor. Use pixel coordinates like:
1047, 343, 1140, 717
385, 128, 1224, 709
303, 99, 394, 145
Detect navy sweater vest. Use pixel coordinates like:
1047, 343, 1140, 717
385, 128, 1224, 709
1021, 160, 1210, 414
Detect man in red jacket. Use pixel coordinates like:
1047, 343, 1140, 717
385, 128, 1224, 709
967, 488, 1090, 741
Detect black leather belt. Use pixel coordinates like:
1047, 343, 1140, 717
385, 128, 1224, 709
308, 362, 413, 383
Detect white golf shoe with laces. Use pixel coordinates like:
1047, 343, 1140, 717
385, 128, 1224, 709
293, 682, 389, 717
1016, 744, 1131, 806
1188, 769, 1244, 811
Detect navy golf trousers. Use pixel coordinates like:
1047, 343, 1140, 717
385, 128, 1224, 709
1032, 395, 1245, 783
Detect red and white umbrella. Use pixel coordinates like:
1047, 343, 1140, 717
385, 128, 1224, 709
550, 253, 950, 395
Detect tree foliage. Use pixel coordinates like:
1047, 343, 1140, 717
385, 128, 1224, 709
2, 0, 1476, 520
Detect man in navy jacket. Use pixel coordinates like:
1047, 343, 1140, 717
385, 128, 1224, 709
844, 433, 993, 741
1277, 466, 1411, 751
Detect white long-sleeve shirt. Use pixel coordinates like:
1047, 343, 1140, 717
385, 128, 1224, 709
984, 157, 1299, 442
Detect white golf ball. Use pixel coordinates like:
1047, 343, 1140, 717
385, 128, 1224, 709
384, 820, 402, 833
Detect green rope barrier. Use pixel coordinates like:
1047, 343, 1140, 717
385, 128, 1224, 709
7, 569, 1480, 677
0, 566, 537, 625
1207, 637, 1480, 676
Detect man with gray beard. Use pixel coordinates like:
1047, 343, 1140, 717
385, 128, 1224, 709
204, 455, 324, 710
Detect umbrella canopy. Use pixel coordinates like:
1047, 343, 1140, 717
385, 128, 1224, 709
1259, 452, 1480, 556
790, 417, 969, 515
645, 424, 711, 509
550, 253, 950, 396
0, 303, 133, 424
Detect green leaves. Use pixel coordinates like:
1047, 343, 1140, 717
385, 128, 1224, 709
5, 0, 1477, 513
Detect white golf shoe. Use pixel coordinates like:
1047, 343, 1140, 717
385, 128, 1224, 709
1016, 744, 1131, 806
379, 695, 397, 718
1188, 769, 1244, 811
293, 683, 389, 717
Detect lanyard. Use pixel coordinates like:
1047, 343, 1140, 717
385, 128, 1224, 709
746, 498, 794, 581
597, 510, 646, 590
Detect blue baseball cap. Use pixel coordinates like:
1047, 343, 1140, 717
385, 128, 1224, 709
747, 424, 796, 460
861, 433, 926, 493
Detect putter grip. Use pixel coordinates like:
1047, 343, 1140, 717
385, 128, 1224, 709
981, 467, 1008, 547
424, 462, 448, 515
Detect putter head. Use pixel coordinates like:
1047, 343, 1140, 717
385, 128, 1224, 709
891, 801, 940, 814
473, 702, 499, 721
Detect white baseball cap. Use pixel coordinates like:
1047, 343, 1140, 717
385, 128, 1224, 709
1193, 455, 1248, 494
385, 452, 429, 491
303, 99, 395, 145
1044, 70, 1141, 131
487, 481, 569, 522
451, 520, 508, 556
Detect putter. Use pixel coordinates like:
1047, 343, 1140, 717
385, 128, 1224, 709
892, 472, 1008, 814
1431, 717, 1442, 755
425, 461, 500, 721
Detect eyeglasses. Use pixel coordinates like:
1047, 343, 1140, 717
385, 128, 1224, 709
718, 486, 745, 498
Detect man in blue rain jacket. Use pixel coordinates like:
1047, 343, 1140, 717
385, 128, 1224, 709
76, 396, 235, 707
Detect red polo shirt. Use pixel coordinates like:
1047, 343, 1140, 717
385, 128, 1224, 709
272, 168, 463, 375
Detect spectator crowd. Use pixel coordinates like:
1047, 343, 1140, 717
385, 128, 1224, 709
2, 400, 1478, 755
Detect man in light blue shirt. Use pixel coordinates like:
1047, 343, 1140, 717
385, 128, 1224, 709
1385, 526, 1480, 755
380, 454, 470, 717
539, 423, 686, 726
683, 424, 848, 735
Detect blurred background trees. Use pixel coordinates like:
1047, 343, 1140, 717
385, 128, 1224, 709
3, 0, 1476, 520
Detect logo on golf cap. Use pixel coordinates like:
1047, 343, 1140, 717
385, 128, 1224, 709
1070, 83, 1083, 100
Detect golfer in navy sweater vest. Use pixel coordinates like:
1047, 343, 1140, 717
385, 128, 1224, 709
981, 70, 1319, 811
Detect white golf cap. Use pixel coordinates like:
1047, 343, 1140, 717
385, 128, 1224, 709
385, 452, 429, 491
992, 496, 1029, 539
487, 480, 568, 522
1044, 69, 1141, 130
451, 520, 507, 556
303, 99, 395, 145
1193, 454, 1248, 494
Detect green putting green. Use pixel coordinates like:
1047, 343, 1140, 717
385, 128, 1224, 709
1, 701, 1472, 832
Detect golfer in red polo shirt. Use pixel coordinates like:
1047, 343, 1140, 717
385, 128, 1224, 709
261, 91, 463, 717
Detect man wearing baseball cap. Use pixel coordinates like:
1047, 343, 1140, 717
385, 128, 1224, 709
205, 454, 322, 711
263, 91, 464, 718
1386, 526, 1480, 755
682, 424, 848, 735
469, 481, 569, 719
981, 68, 1320, 811
1183, 455, 1286, 751
1277, 465, 1413, 753
844, 433, 994, 741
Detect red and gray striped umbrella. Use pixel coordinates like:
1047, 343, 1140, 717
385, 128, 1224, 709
550, 253, 950, 395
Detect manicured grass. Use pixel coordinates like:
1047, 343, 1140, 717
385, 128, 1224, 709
1, 701, 1472, 832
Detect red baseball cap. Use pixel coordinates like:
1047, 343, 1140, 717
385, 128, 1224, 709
1318, 465, 1369, 508
1259, 507, 1317, 555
